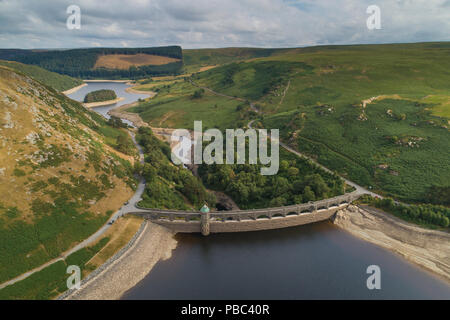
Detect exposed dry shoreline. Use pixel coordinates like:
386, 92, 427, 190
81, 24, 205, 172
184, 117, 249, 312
64, 221, 177, 300
125, 86, 157, 96
84, 79, 132, 83
83, 97, 125, 108
62, 83, 87, 95
333, 205, 450, 283
108, 101, 149, 128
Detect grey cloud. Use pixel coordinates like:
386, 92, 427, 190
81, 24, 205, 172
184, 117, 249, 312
0, 0, 448, 49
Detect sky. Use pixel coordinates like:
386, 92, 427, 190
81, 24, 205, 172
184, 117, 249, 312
0, 0, 449, 49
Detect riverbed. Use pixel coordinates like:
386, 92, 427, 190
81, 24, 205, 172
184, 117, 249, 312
67, 81, 450, 300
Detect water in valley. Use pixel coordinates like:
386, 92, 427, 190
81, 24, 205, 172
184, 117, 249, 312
122, 222, 450, 300
66, 81, 149, 126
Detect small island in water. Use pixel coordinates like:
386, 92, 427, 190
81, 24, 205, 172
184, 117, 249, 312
84, 89, 117, 103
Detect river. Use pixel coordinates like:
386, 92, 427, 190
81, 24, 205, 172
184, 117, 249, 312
68, 81, 450, 300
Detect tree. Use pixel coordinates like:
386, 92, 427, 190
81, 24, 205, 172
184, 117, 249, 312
142, 163, 157, 182
192, 88, 205, 99
269, 197, 286, 207
116, 134, 133, 155
304, 174, 329, 197
303, 186, 316, 202
280, 160, 290, 172
288, 167, 299, 176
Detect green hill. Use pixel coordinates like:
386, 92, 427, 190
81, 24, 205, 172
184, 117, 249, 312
0, 60, 82, 91
183, 47, 288, 73
132, 42, 450, 204
0, 65, 137, 286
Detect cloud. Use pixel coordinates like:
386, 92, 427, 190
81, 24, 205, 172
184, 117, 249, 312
0, 0, 448, 49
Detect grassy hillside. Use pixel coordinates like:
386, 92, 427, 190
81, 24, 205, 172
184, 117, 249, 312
128, 79, 251, 130
183, 47, 287, 73
0, 66, 137, 284
132, 42, 450, 204
0, 46, 183, 79
0, 60, 82, 91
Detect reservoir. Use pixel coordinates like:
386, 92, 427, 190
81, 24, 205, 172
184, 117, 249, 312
123, 222, 450, 300
68, 82, 450, 300
66, 81, 149, 125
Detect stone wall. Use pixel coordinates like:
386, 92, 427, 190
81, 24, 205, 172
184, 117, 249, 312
149, 205, 346, 234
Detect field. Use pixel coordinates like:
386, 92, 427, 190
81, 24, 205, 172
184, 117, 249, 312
128, 80, 250, 130
182, 47, 287, 73
94, 54, 181, 70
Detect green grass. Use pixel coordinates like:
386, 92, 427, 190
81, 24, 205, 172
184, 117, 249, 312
128, 42, 449, 204
0, 60, 82, 91
0, 237, 110, 300
0, 66, 137, 288
183, 42, 450, 204
194, 60, 313, 101
0, 198, 109, 283
183, 47, 288, 73
128, 80, 248, 130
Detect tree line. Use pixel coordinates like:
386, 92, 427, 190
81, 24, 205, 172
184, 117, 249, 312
0, 46, 183, 79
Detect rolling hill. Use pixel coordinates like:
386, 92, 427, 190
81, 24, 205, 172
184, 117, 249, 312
0, 60, 83, 92
0, 65, 137, 285
131, 42, 450, 204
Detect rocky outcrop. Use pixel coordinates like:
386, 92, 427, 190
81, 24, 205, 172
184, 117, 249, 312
333, 205, 450, 282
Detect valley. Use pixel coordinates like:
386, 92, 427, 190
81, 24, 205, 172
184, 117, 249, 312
0, 41, 449, 300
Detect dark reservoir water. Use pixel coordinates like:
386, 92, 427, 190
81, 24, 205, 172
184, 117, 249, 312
123, 222, 450, 300
66, 82, 450, 300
